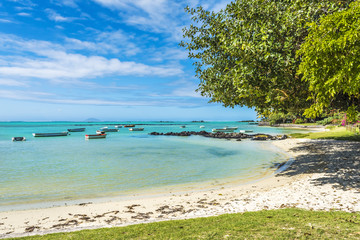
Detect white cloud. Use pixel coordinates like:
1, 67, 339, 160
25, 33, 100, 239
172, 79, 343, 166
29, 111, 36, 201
17, 12, 31, 17
45, 8, 73, 22
0, 78, 28, 87
0, 33, 183, 84
64, 30, 141, 56
0, 19, 13, 23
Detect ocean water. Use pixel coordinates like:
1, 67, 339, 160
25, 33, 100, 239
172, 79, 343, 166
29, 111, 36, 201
0, 121, 302, 210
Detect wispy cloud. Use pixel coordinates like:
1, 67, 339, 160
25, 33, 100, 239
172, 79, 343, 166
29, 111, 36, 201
0, 33, 183, 84
0, 78, 29, 87
45, 8, 73, 22
17, 12, 31, 17
0, 19, 13, 23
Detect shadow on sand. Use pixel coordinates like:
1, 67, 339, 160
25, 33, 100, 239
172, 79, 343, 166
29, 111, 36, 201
275, 140, 360, 191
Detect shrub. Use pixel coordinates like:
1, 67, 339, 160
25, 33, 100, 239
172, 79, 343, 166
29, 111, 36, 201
294, 118, 304, 124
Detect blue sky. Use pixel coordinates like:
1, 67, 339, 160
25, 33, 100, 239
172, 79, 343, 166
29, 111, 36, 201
0, 0, 256, 121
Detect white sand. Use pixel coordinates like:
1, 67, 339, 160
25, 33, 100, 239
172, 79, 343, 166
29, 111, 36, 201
1, 138, 360, 239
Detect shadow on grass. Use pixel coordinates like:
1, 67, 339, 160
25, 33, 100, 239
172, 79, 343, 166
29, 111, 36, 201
276, 140, 360, 191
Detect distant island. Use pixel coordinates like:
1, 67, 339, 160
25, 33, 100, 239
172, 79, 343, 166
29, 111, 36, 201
84, 118, 101, 122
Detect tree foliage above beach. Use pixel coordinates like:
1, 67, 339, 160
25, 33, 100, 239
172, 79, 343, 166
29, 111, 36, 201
298, 1, 360, 118
181, 0, 353, 117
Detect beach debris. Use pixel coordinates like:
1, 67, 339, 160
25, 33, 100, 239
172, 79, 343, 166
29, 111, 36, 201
78, 202, 92, 206
125, 204, 140, 213
156, 205, 184, 214
105, 216, 122, 224
94, 211, 119, 218
52, 219, 79, 229
25, 226, 40, 232
131, 212, 153, 220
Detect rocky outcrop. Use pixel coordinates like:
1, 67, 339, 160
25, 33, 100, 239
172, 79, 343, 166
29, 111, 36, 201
149, 131, 287, 141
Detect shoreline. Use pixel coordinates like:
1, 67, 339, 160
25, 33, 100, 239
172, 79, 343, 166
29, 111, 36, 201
2, 138, 360, 239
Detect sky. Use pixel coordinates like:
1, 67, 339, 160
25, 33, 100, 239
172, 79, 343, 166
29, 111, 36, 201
0, 0, 256, 121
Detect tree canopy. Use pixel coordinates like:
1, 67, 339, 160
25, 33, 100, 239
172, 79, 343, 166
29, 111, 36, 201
298, 1, 360, 118
181, 0, 353, 117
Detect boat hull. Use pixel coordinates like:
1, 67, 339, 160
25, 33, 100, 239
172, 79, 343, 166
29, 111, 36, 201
12, 137, 26, 141
129, 128, 144, 131
68, 128, 86, 132
33, 132, 68, 137
85, 134, 106, 139
212, 129, 235, 133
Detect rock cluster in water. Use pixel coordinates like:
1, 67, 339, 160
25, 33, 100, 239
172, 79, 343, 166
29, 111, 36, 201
149, 131, 287, 141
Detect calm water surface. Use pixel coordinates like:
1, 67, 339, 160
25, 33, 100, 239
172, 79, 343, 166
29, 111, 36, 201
0, 121, 301, 210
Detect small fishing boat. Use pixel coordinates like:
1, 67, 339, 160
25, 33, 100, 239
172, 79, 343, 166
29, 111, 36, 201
129, 128, 144, 131
32, 132, 69, 137
67, 128, 86, 132
124, 124, 135, 128
199, 125, 205, 128
240, 130, 253, 133
12, 137, 26, 141
224, 127, 238, 130
100, 127, 118, 132
212, 128, 235, 133
115, 125, 122, 128
96, 130, 106, 134
85, 134, 106, 139
180, 125, 186, 128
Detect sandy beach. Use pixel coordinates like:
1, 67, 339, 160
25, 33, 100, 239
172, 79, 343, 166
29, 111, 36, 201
1, 138, 360, 239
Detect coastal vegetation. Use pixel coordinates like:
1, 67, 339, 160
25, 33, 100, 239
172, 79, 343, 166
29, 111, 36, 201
181, 0, 359, 123
290, 126, 360, 141
10, 209, 360, 240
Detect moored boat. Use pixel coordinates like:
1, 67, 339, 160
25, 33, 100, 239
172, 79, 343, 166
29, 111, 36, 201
240, 130, 253, 133
129, 128, 144, 131
180, 125, 186, 128
85, 134, 106, 139
124, 124, 135, 128
12, 137, 26, 141
67, 128, 86, 132
100, 127, 118, 132
115, 125, 122, 128
32, 132, 68, 137
199, 125, 205, 128
224, 126, 238, 130
212, 128, 235, 133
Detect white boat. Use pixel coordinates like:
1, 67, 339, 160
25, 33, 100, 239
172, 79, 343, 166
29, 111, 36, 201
240, 130, 253, 133
68, 128, 86, 132
85, 134, 106, 139
96, 130, 106, 134
200, 126, 205, 128
12, 137, 26, 141
212, 128, 235, 133
100, 127, 118, 132
129, 128, 144, 131
224, 127, 238, 130
33, 132, 68, 137
115, 125, 122, 128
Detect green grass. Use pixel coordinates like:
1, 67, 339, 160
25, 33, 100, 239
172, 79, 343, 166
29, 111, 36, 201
290, 126, 360, 141
9, 209, 360, 240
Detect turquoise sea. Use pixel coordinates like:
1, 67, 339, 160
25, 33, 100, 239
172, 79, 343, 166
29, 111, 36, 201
0, 121, 302, 211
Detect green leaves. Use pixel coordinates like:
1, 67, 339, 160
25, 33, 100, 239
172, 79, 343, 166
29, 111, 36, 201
298, 1, 360, 117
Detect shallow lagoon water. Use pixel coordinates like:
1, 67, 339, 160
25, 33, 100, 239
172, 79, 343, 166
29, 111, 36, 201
0, 121, 301, 210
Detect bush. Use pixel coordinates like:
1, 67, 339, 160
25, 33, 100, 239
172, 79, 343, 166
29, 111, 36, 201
317, 117, 334, 125
294, 118, 304, 124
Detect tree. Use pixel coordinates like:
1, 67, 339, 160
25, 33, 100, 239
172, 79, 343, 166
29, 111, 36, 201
298, 1, 360, 118
181, 0, 353, 117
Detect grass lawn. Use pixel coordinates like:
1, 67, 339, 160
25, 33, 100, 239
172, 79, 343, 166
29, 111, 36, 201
290, 126, 360, 141
9, 209, 360, 240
